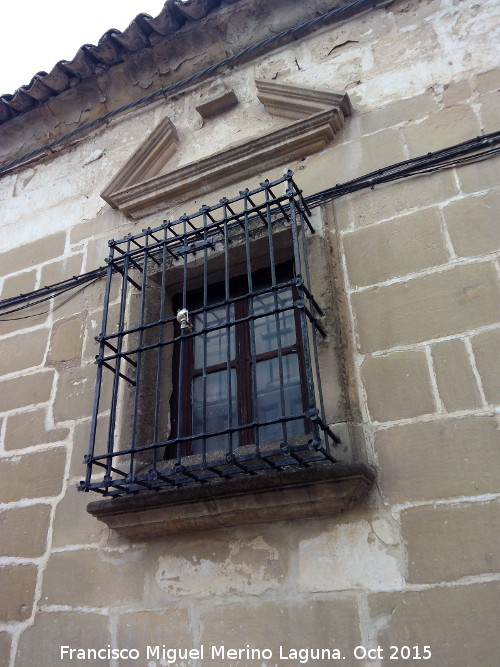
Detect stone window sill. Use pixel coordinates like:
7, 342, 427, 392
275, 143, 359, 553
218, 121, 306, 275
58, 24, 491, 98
86, 461, 375, 538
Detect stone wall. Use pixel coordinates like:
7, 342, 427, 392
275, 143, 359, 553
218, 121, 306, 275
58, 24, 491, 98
0, 0, 499, 665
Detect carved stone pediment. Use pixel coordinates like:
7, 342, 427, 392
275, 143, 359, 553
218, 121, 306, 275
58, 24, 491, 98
101, 79, 351, 219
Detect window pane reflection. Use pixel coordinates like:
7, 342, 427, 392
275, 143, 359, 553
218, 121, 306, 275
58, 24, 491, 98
192, 369, 237, 453
193, 304, 235, 368
253, 288, 296, 355
255, 354, 304, 442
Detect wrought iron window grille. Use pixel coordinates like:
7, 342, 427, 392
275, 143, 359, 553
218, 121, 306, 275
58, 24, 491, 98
80, 171, 342, 498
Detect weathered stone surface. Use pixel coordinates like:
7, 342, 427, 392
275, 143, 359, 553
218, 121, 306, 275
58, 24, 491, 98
0, 632, 10, 667
53, 365, 103, 423
0, 329, 48, 377
368, 582, 500, 667
4, 407, 69, 451
15, 612, 110, 667
117, 609, 192, 666
0, 564, 37, 622
39, 253, 83, 290
443, 190, 500, 256
200, 599, 362, 662
0, 232, 65, 278
69, 209, 120, 245
51, 486, 105, 548
69, 416, 109, 478
337, 170, 458, 228
479, 90, 500, 133
0, 447, 66, 503
442, 79, 472, 106
48, 317, 84, 364
298, 519, 403, 592
456, 154, 500, 194
0, 269, 37, 300
0, 504, 50, 557
431, 339, 482, 411
352, 262, 500, 352
343, 208, 448, 287
471, 328, 500, 404
476, 67, 500, 94
154, 534, 286, 597
375, 416, 500, 503
403, 104, 481, 157
402, 500, 500, 584
0, 302, 48, 336
361, 350, 434, 422
41, 548, 143, 607
358, 94, 437, 134
0, 370, 54, 412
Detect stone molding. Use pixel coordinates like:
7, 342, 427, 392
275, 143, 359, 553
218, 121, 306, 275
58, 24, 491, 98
101, 80, 351, 219
100, 117, 179, 208
87, 462, 375, 538
255, 78, 352, 120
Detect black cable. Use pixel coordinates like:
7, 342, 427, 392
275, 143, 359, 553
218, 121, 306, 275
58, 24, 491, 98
1, 130, 499, 318
0, 0, 386, 176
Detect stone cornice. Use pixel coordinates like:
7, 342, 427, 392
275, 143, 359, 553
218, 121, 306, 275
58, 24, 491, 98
255, 78, 352, 120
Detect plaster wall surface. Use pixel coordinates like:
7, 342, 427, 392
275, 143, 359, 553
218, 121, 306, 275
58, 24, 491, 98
0, 1, 499, 665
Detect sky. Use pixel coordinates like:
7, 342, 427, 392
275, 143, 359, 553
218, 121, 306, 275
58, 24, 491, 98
1, 0, 168, 95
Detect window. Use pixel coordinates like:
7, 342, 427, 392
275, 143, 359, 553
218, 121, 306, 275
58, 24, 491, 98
80, 172, 340, 498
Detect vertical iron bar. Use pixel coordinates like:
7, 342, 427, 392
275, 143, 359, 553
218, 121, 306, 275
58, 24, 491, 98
263, 182, 288, 445
243, 190, 260, 456
153, 232, 168, 473
176, 216, 189, 466
201, 208, 209, 466
105, 237, 131, 484
85, 243, 115, 489
223, 199, 234, 457
129, 236, 150, 478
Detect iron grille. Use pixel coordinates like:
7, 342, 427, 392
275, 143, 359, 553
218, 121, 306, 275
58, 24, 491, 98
80, 171, 340, 497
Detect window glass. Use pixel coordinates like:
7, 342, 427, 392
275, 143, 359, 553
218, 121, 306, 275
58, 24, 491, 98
193, 304, 235, 368
255, 353, 304, 442
252, 287, 296, 354
192, 368, 237, 452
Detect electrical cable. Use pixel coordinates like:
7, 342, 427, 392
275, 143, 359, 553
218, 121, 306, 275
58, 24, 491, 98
1, 129, 499, 319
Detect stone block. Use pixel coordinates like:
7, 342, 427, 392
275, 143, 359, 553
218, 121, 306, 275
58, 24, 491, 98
401, 500, 500, 584
479, 91, 500, 133
343, 208, 448, 287
337, 170, 457, 228
431, 339, 482, 411
14, 611, 110, 667
368, 582, 500, 667
4, 407, 69, 451
39, 253, 83, 289
443, 190, 500, 256
456, 154, 500, 194
0, 302, 49, 336
84, 236, 111, 272
0, 633, 10, 667
0, 447, 66, 503
0, 329, 49, 377
41, 548, 143, 608
0, 232, 65, 278
53, 364, 105, 423
153, 533, 287, 597
352, 262, 500, 353
0, 564, 37, 622
475, 67, 500, 94
0, 269, 37, 300
0, 504, 51, 557
403, 105, 481, 157
200, 599, 362, 662
372, 22, 438, 71
358, 94, 437, 134
0, 370, 54, 413
70, 209, 120, 245
471, 328, 500, 404
361, 350, 434, 422
442, 79, 472, 106
69, 416, 110, 478
51, 486, 105, 548
48, 317, 84, 364
375, 416, 500, 504
117, 609, 192, 667
298, 519, 403, 592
